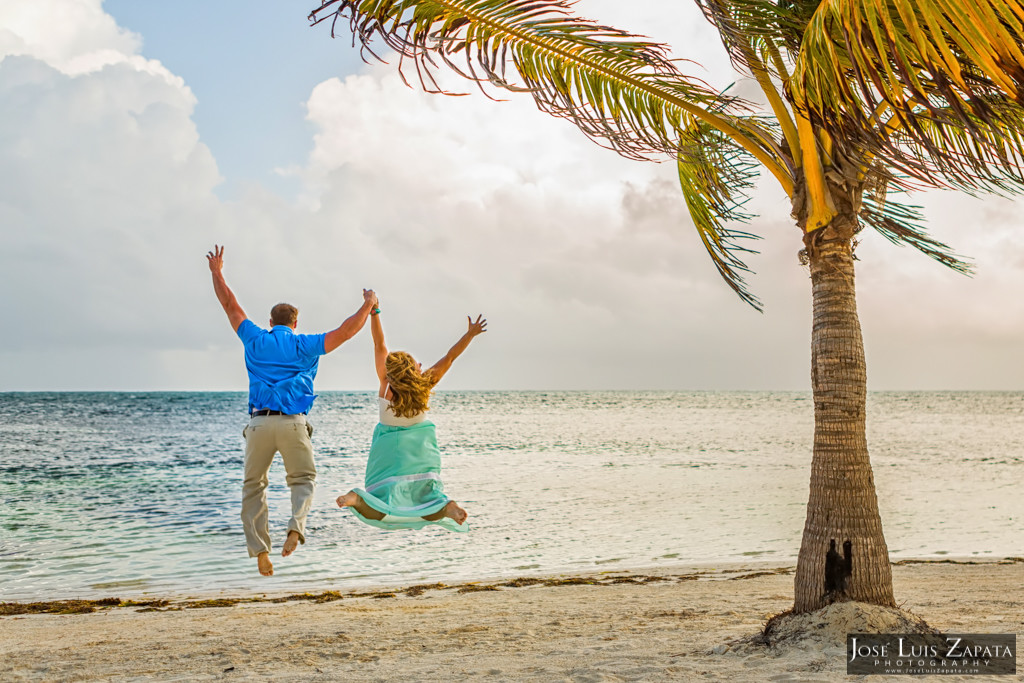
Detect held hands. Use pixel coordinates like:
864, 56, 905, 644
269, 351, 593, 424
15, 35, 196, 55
363, 288, 379, 311
466, 314, 487, 337
206, 245, 225, 273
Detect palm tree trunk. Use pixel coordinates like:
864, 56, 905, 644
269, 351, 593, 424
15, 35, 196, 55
793, 226, 896, 613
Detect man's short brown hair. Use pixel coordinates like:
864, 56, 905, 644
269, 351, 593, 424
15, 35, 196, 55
270, 303, 299, 327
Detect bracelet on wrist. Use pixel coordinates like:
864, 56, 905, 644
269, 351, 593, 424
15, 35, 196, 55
370, 307, 381, 316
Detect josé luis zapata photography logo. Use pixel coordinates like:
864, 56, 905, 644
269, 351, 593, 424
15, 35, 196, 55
847, 633, 1017, 675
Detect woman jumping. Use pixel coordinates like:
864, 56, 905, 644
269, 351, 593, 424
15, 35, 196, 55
336, 304, 486, 531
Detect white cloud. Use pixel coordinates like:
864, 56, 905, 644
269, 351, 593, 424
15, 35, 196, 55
0, 0, 225, 390
281, 67, 815, 390
0, 0, 139, 73
854, 192, 1024, 389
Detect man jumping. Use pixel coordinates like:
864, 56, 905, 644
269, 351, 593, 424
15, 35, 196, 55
207, 245, 377, 576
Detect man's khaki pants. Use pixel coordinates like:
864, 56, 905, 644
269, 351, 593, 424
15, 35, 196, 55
241, 414, 316, 558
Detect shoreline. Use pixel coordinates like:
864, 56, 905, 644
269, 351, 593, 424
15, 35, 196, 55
1, 563, 800, 616
2, 559, 1021, 681
4, 557, 1019, 610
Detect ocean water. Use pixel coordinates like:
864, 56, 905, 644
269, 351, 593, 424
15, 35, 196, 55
0, 391, 1020, 601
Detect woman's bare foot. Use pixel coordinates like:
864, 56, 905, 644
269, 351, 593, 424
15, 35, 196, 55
337, 490, 386, 520
257, 552, 274, 576
336, 491, 360, 508
443, 500, 468, 525
281, 530, 301, 557
422, 500, 468, 524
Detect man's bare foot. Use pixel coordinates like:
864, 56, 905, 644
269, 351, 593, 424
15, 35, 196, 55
281, 530, 301, 557
443, 500, 468, 525
257, 552, 273, 576
336, 491, 360, 508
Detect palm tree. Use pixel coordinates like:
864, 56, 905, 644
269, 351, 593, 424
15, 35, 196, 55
308, 0, 1024, 613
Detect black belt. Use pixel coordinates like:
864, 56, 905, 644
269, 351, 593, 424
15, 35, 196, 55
250, 409, 286, 417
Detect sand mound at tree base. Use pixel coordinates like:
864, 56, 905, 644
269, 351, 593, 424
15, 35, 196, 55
734, 601, 938, 652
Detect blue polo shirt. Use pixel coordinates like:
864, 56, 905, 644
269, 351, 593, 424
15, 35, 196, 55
236, 320, 327, 415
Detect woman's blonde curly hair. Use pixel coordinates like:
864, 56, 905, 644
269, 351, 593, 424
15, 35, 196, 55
385, 351, 437, 418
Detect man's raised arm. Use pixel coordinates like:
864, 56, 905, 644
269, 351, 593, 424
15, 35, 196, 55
207, 245, 247, 332
323, 289, 378, 354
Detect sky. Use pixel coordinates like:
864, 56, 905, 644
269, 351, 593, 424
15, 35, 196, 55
2, 0, 1023, 392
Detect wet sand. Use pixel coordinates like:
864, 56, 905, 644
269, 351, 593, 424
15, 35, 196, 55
1, 559, 1020, 681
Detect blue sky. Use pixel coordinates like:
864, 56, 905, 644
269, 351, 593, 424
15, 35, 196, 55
2, 0, 1024, 391
104, 0, 364, 198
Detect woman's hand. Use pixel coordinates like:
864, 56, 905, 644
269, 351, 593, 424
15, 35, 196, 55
426, 315, 487, 384
466, 314, 487, 337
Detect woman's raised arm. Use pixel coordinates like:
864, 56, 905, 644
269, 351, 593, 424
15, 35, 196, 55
426, 315, 487, 386
370, 306, 388, 394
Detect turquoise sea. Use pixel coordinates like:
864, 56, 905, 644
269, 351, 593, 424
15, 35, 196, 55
0, 391, 1021, 601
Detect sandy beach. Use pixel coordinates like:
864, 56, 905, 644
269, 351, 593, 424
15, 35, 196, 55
1, 559, 1020, 682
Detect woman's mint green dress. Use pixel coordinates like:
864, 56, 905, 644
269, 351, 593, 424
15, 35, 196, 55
347, 397, 467, 532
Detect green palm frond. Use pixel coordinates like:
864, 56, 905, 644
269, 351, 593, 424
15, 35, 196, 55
695, 0, 805, 75
693, 0, 807, 160
882, 101, 1024, 195
791, 0, 1024, 193
776, 0, 829, 54
309, 1, 793, 178
678, 122, 763, 310
857, 178, 972, 273
793, 0, 1024, 117
310, 0, 798, 309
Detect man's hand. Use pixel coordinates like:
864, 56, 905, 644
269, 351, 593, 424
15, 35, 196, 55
324, 290, 379, 354
207, 245, 225, 273
208, 244, 246, 331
